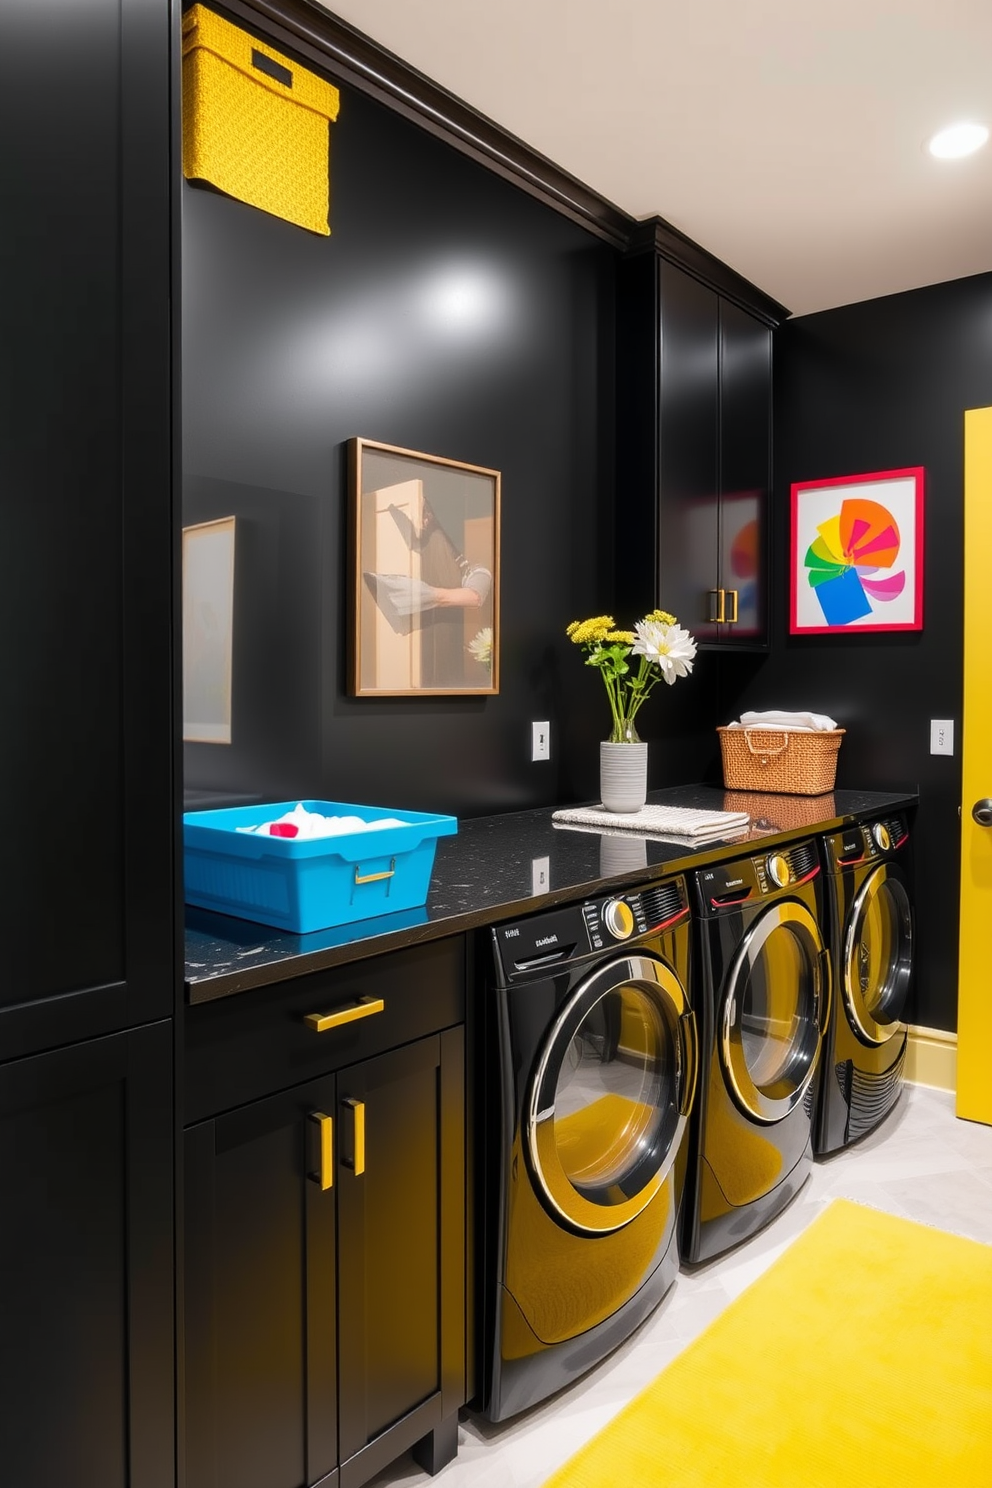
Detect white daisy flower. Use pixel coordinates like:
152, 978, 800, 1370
631, 619, 697, 684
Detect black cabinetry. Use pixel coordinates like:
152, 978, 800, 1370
0, 1024, 175, 1488
0, 1, 176, 1483
183, 939, 468, 1488
617, 222, 782, 650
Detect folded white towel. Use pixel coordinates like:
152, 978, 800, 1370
552, 804, 751, 840
735, 709, 838, 732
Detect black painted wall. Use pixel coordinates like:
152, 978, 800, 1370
181, 65, 630, 817
720, 272, 992, 1030
181, 22, 721, 818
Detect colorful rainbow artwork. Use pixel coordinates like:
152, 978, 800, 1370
790, 468, 924, 635
804, 497, 906, 627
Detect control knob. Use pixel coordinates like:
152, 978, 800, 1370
766, 852, 790, 888
872, 822, 891, 852
601, 898, 635, 940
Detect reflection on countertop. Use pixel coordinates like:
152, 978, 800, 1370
184, 781, 917, 1003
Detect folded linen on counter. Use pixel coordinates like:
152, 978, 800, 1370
725, 709, 838, 732
552, 803, 752, 843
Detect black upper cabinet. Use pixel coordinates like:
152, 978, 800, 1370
0, 0, 174, 1058
617, 240, 775, 650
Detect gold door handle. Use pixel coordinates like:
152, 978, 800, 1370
707, 588, 727, 624
725, 588, 739, 623
304, 996, 385, 1033
343, 1097, 366, 1175
307, 1111, 333, 1190
354, 858, 396, 885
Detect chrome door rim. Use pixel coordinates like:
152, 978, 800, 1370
720, 900, 825, 1124
526, 953, 695, 1235
843, 864, 913, 1046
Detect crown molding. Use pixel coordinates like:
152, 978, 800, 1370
193, 0, 790, 321
625, 218, 790, 326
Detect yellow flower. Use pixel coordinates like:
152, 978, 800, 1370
645, 608, 676, 626
605, 629, 635, 644
566, 615, 615, 645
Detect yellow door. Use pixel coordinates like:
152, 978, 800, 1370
958, 406, 992, 1124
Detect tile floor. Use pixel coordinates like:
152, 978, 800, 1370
369, 1082, 992, 1488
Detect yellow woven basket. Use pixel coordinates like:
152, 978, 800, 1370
717, 726, 844, 796
182, 5, 340, 236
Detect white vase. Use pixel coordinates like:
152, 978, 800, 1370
599, 741, 648, 814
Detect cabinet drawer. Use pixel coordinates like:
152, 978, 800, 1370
184, 936, 466, 1122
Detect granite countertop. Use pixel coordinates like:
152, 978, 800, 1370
184, 782, 918, 1003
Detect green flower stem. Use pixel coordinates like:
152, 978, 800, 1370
584, 645, 665, 743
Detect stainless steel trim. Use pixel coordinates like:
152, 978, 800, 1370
526, 952, 694, 1235
719, 900, 824, 1124
842, 864, 913, 1046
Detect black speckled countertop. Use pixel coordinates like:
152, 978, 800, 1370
184, 783, 917, 1003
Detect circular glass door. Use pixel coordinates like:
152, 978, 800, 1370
526, 954, 697, 1235
721, 901, 827, 1123
843, 864, 913, 1045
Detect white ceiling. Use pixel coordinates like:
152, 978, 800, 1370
320, 0, 992, 316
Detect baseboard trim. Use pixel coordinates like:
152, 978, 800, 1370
905, 1024, 957, 1093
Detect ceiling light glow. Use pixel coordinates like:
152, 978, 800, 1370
928, 122, 989, 159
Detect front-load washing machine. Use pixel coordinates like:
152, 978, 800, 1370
682, 838, 829, 1265
814, 812, 914, 1155
477, 875, 698, 1422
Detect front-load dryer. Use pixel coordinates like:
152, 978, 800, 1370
476, 875, 698, 1422
814, 812, 913, 1156
682, 838, 830, 1265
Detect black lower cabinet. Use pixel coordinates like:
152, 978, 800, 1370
0, 1021, 175, 1488
183, 1027, 466, 1488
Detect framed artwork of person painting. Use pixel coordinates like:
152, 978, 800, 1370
348, 438, 500, 696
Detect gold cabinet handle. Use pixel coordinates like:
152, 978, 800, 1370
354, 858, 395, 885
726, 588, 739, 623
307, 1111, 333, 1190
343, 1097, 366, 1176
305, 996, 385, 1033
708, 588, 727, 623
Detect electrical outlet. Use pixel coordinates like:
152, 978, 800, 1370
531, 721, 551, 761
930, 719, 954, 756
531, 857, 550, 895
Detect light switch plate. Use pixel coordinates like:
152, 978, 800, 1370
930, 719, 954, 756
531, 857, 550, 895
531, 721, 550, 761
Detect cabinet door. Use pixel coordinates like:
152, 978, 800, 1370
0, 1022, 175, 1488
0, 0, 173, 1061
718, 299, 772, 647
656, 260, 721, 639
184, 1075, 339, 1488
337, 1029, 466, 1488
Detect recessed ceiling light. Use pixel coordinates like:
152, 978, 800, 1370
928, 122, 989, 159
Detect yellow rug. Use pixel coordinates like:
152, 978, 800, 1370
543, 1199, 992, 1488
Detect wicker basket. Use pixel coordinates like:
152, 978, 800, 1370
717, 726, 844, 796
182, 5, 340, 236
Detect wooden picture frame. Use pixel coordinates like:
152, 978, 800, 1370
182, 515, 236, 742
789, 467, 925, 635
348, 438, 500, 696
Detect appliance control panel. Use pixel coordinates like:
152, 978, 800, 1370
493, 877, 688, 980
699, 838, 818, 910
824, 814, 908, 872
697, 857, 761, 909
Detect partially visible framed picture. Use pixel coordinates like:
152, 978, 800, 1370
348, 438, 500, 696
789, 467, 924, 635
183, 515, 236, 742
